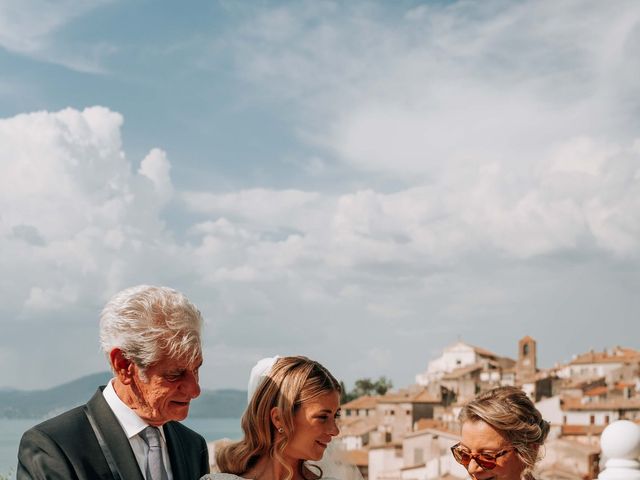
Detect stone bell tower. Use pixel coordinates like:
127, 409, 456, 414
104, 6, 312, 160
517, 336, 537, 384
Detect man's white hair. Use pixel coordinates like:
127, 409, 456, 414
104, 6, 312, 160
99, 285, 203, 371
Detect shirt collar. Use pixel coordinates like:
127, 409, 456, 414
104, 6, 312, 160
103, 379, 167, 441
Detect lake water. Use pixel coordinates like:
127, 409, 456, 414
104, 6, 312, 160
0, 417, 242, 479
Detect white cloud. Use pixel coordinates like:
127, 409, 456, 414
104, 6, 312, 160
182, 188, 325, 232
25, 285, 78, 311
0, 106, 178, 321
215, 0, 640, 262
224, 1, 640, 179
179, 136, 640, 291
3, 0, 640, 389
139, 148, 174, 203
0, 0, 115, 73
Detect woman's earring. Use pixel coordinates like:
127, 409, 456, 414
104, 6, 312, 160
278, 427, 284, 433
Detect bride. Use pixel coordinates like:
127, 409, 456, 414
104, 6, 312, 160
202, 356, 357, 480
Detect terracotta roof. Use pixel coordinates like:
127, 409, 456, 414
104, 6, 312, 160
561, 424, 606, 436
570, 347, 640, 365
467, 343, 501, 358
584, 386, 608, 396
411, 389, 441, 402
561, 397, 640, 411
560, 377, 606, 391
378, 388, 441, 404
338, 417, 378, 437
336, 448, 369, 466
413, 418, 460, 436
342, 395, 378, 410
441, 363, 483, 380
546, 438, 600, 454
338, 416, 369, 426
615, 382, 636, 389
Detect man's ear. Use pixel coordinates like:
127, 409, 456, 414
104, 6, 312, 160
110, 348, 135, 385
270, 406, 283, 431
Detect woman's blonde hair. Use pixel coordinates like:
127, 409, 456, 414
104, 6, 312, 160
459, 386, 550, 480
216, 356, 341, 480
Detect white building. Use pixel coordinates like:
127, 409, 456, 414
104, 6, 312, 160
369, 444, 403, 480
400, 427, 467, 480
343, 395, 378, 418
338, 416, 378, 450
415, 341, 515, 387
556, 347, 640, 381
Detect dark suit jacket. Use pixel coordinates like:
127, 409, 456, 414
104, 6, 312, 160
17, 387, 210, 480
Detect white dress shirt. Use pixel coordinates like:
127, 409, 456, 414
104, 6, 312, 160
103, 380, 174, 480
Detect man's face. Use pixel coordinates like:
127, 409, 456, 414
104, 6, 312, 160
128, 353, 202, 426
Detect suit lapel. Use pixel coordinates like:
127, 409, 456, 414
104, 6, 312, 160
165, 422, 190, 480
87, 389, 146, 480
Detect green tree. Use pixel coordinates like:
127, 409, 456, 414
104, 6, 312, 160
343, 376, 394, 401
339, 380, 356, 403
374, 376, 393, 395
354, 378, 375, 397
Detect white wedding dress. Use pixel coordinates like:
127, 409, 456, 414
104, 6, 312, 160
200, 441, 363, 480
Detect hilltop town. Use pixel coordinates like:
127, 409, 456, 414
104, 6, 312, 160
332, 337, 640, 480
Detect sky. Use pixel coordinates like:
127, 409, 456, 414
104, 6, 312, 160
1, 0, 639, 391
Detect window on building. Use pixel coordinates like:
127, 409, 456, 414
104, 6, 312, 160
406, 410, 411, 416
523, 344, 529, 356
563, 415, 567, 424
590, 415, 595, 425
605, 415, 610, 424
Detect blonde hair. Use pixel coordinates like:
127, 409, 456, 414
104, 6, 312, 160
216, 356, 341, 480
459, 386, 550, 480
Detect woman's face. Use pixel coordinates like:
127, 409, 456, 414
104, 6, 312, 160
459, 420, 525, 480
283, 390, 341, 462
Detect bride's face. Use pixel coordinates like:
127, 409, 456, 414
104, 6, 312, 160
284, 390, 341, 462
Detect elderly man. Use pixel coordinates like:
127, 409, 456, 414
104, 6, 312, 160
17, 285, 209, 480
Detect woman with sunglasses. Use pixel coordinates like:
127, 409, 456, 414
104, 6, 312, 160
451, 386, 550, 480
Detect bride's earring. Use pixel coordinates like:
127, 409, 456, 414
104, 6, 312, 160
277, 427, 284, 433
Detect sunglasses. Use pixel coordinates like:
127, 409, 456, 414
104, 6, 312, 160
450, 443, 515, 470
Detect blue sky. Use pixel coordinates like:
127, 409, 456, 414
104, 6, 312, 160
1, 0, 639, 391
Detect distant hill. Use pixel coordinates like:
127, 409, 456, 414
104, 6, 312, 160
189, 389, 247, 418
0, 372, 246, 419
